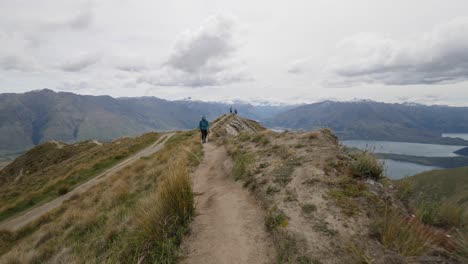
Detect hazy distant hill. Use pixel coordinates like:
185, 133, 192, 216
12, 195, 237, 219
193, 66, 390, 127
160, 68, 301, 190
0, 90, 289, 154
0, 90, 187, 154
3, 90, 468, 155
267, 100, 468, 145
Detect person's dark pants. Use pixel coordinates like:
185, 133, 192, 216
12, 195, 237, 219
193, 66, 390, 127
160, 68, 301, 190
201, 129, 208, 143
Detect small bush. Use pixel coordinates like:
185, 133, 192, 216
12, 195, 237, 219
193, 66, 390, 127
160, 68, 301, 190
305, 132, 320, 140
351, 151, 383, 180
266, 185, 280, 195
57, 185, 69, 195
301, 203, 317, 215
265, 209, 289, 231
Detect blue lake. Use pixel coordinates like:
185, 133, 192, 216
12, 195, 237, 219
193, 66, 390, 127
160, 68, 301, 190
342, 140, 465, 157
381, 159, 440, 180
342, 140, 467, 179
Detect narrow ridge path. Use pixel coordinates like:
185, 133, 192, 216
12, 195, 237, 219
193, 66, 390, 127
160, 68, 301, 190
0, 133, 173, 231
180, 143, 275, 264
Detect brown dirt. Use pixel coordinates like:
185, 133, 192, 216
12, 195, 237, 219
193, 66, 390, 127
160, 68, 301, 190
180, 143, 275, 264
0, 133, 174, 231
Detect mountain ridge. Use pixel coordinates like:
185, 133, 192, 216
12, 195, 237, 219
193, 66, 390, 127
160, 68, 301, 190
2, 89, 468, 158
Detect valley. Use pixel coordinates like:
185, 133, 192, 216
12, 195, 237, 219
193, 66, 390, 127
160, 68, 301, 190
0, 114, 466, 263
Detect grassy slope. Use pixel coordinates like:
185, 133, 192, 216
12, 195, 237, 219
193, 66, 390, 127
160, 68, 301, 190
403, 166, 468, 208
0, 130, 202, 263
0, 133, 160, 222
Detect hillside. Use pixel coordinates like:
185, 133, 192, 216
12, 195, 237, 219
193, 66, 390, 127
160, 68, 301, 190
0, 115, 466, 263
402, 166, 468, 209
0, 133, 160, 223
0, 89, 192, 154
267, 100, 468, 145
0, 90, 290, 156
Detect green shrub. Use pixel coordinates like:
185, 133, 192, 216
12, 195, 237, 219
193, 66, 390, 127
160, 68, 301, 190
266, 185, 280, 195
265, 209, 288, 231
351, 151, 384, 180
301, 203, 317, 215
57, 185, 69, 195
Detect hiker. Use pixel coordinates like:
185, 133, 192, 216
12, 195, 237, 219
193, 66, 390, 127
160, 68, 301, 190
199, 116, 210, 143
230, 106, 233, 113
234, 108, 238, 114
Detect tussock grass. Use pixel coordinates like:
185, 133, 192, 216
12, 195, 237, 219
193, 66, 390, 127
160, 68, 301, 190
265, 209, 289, 231
395, 178, 413, 205
0, 131, 202, 263
436, 202, 466, 228
350, 151, 384, 180
129, 159, 194, 263
452, 230, 468, 262
229, 146, 254, 181
374, 207, 442, 256
320, 128, 338, 143
301, 203, 317, 215
416, 200, 466, 228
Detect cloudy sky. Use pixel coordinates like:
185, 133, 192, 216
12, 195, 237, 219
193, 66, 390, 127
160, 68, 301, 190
1, 0, 468, 105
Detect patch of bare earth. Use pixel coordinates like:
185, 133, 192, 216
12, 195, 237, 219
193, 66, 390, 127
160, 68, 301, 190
180, 143, 276, 264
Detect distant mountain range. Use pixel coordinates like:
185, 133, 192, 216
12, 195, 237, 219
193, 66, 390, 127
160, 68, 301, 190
1, 90, 468, 156
265, 100, 468, 145
0, 89, 290, 155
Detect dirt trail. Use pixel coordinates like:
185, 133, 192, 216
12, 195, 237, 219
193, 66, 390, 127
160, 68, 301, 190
180, 143, 275, 264
0, 133, 173, 231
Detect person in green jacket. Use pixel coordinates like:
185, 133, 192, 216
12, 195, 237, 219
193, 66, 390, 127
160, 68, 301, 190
199, 116, 210, 143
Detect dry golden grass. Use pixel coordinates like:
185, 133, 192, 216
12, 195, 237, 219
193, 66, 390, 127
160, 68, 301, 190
0, 131, 203, 263
375, 206, 448, 256
129, 159, 194, 263
0, 132, 160, 222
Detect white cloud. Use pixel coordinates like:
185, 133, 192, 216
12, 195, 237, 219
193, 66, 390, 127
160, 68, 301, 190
139, 14, 250, 87
326, 17, 468, 86
0, 6, 94, 73
59, 53, 100, 72
286, 58, 312, 74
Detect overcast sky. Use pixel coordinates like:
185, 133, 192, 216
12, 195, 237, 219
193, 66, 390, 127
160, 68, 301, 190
1, 0, 468, 105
